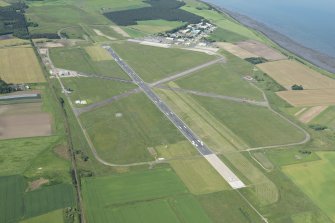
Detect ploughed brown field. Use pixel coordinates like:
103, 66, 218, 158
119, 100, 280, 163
237, 40, 287, 61
0, 102, 51, 139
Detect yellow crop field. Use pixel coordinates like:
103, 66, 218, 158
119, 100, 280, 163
0, 38, 29, 47
277, 89, 335, 107
0, 47, 45, 83
216, 42, 257, 59
84, 46, 113, 61
257, 60, 335, 90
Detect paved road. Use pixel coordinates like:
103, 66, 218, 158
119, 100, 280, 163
149, 57, 225, 87
103, 45, 212, 155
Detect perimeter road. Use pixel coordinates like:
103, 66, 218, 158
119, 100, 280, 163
103, 45, 245, 190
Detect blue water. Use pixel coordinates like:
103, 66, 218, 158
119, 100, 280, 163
204, 0, 335, 58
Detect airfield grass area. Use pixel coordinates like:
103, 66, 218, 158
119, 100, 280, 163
129, 20, 185, 34
198, 190, 263, 223
208, 27, 248, 43
0, 175, 75, 223
156, 88, 278, 205
257, 60, 335, 90
112, 42, 215, 82
82, 168, 212, 223
84, 46, 113, 61
0, 47, 45, 83
194, 95, 306, 147
50, 47, 129, 79
20, 209, 64, 223
61, 77, 135, 106
156, 140, 198, 158
170, 157, 229, 194
80, 93, 184, 164
174, 53, 264, 101
283, 152, 335, 222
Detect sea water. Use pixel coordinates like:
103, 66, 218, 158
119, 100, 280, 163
204, 0, 335, 58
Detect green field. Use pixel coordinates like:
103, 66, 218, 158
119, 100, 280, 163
129, 19, 186, 34
0, 175, 25, 223
194, 95, 306, 147
50, 47, 129, 79
283, 152, 335, 222
61, 77, 135, 106
310, 106, 335, 130
80, 93, 184, 164
0, 175, 74, 222
170, 158, 229, 194
198, 190, 263, 223
112, 42, 215, 82
21, 209, 64, 223
0, 136, 60, 176
26, 4, 105, 35
174, 54, 264, 100
264, 148, 320, 167
85, 45, 113, 61
208, 27, 248, 43
156, 88, 278, 205
82, 168, 213, 223
24, 183, 75, 218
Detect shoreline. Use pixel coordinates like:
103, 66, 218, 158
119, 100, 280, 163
203, 2, 335, 75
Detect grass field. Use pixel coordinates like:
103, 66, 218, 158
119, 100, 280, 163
112, 42, 215, 82
26, 4, 105, 35
0, 176, 74, 222
0, 136, 60, 176
82, 168, 188, 206
174, 54, 264, 100
198, 190, 263, 223
257, 60, 335, 90
194, 95, 306, 147
20, 209, 64, 223
264, 148, 320, 167
50, 47, 129, 79
283, 152, 335, 222
169, 157, 229, 194
80, 93, 184, 164
156, 140, 198, 158
24, 183, 75, 218
61, 77, 135, 106
155, 88, 278, 205
208, 27, 248, 43
0, 47, 45, 83
0, 0, 9, 6
0, 175, 25, 223
277, 89, 335, 107
310, 106, 335, 129
82, 168, 213, 223
84, 46, 113, 61
129, 20, 185, 34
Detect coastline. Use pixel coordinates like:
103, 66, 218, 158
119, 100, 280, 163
204, 2, 335, 75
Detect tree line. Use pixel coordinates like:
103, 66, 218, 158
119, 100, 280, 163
104, 0, 203, 26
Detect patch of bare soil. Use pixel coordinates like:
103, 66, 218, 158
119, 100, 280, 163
27, 178, 49, 191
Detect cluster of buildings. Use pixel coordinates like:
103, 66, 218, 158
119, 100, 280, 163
161, 21, 216, 46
